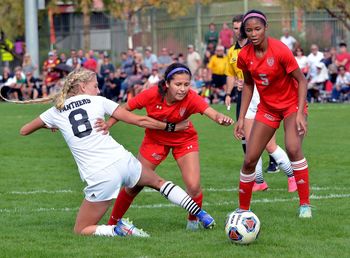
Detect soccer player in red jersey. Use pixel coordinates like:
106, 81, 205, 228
234, 10, 312, 218
100, 63, 233, 230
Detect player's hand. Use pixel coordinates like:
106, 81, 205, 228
216, 113, 234, 126
175, 119, 190, 131
50, 128, 59, 133
237, 79, 244, 91
94, 118, 110, 135
234, 118, 245, 139
296, 112, 307, 136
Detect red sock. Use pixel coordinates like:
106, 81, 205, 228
107, 188, 135, 225
239, 171, 256, 210
291, 158, 310, 205
188, 191, 203, 221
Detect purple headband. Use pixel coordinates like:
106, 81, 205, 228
243, 13, 267, 24
166, 67, 190, 80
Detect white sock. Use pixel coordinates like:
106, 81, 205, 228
94, 225, 116, 237
270, 146, 294, 177
255, 157, 264, 183
160, 181, 201, 215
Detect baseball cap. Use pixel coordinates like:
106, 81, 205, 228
188, 44, 194, 49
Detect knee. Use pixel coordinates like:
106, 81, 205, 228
186, 183, 201, 197
286, 146, 302, 161
243, 157, 258, 172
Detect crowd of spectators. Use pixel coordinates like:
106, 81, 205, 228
1, 25, 349, 104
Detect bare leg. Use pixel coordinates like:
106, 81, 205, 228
74, 199, 111, 235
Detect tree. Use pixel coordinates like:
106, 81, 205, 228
0, 1, 24, 40
278, 0, 350, 31
105, 0, 212, 48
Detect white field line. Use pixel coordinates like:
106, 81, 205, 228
0, 193, 349, 213
1, 186, 347, 195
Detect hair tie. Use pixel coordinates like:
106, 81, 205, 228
166, 67, 190, 80
243, 13, 267, 24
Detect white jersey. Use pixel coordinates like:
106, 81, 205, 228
40, 95, 128, 182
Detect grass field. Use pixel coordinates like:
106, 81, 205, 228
0, 102, 349, 258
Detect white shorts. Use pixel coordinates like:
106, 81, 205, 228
83, 151, 142, 202
245, 86, 260, 120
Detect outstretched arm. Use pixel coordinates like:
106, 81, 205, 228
111, 106, 189, 131
203, 106, 234, 126
20, 117, 46, 135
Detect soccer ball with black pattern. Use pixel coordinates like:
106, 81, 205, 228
225, 210, 260, 244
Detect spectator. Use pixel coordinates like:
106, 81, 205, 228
103, 71, 121, 101
330, 65, 350, 102
22, 53, 37, 74
203, 42, 216, 67
0, 66, 13, 99
59, 52, 67, 64
307, 62, 329, 102
204, 23, 219, 48
218, 22, 233, 52
177, 53, 186, 64
22, 71, 41, 100
186, 44, 201, 75
77, 49, 86, 65
100, 55, 115, 80
307, 44, 324, 78
6, 66, 25, 100
42, 51, 61, 97
294, 47, 309, 77
66, 49, 81, 67
144, 68, 160, 90
120, 49, 135, 76
335, 42, 350, 72
280, 28, 297, 52
157, 47, 173, 76
143, 47, 158, 71
207, 45, 228, 103
83, 50, 97, 72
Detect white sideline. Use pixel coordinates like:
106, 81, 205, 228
1, 193, 349, 213
1, 186, 347, 195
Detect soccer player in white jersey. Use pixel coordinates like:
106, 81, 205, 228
19, 68, 215, 238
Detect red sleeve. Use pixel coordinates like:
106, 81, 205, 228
237, 50, 248, 71
188, 90, 209, 114
277, 41, 299, 74
128, 87, 156, 110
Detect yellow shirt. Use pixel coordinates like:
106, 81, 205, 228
207, 55, 227, 75
225, 42, 244, 80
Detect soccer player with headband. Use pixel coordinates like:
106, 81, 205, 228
98, 63, 233, 231
234, 10, 312, 218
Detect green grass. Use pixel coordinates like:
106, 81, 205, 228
0, 102, 349, 258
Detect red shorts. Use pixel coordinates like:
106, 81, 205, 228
139, 136, 199, 165
255, 103, 308, 129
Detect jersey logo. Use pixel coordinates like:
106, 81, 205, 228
179, 107, 186, 117
156, 105, 162, 110
267, 57, 274, 67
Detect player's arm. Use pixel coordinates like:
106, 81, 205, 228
291, 68, 308, 136
234, 71, 254, 140
110, 105, 189, 132
20, 117, 46, 135
203, 106, 234, 126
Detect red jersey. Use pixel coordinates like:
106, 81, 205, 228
128, 86, 209, 146
237, 37, 299, 110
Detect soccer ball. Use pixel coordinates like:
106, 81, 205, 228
225, 210, 260, 244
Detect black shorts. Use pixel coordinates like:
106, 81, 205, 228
211, 74, 226, 89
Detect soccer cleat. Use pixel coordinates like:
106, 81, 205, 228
186, 219, 199, 231
196, 210, 215, 229
252, 181, 269, 192
299, 205, 312, 218
113, 218, 150, 237
266, 162, 280, 173
288, 176, 298, 192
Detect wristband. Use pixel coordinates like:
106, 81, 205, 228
165, 122, 176, 132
